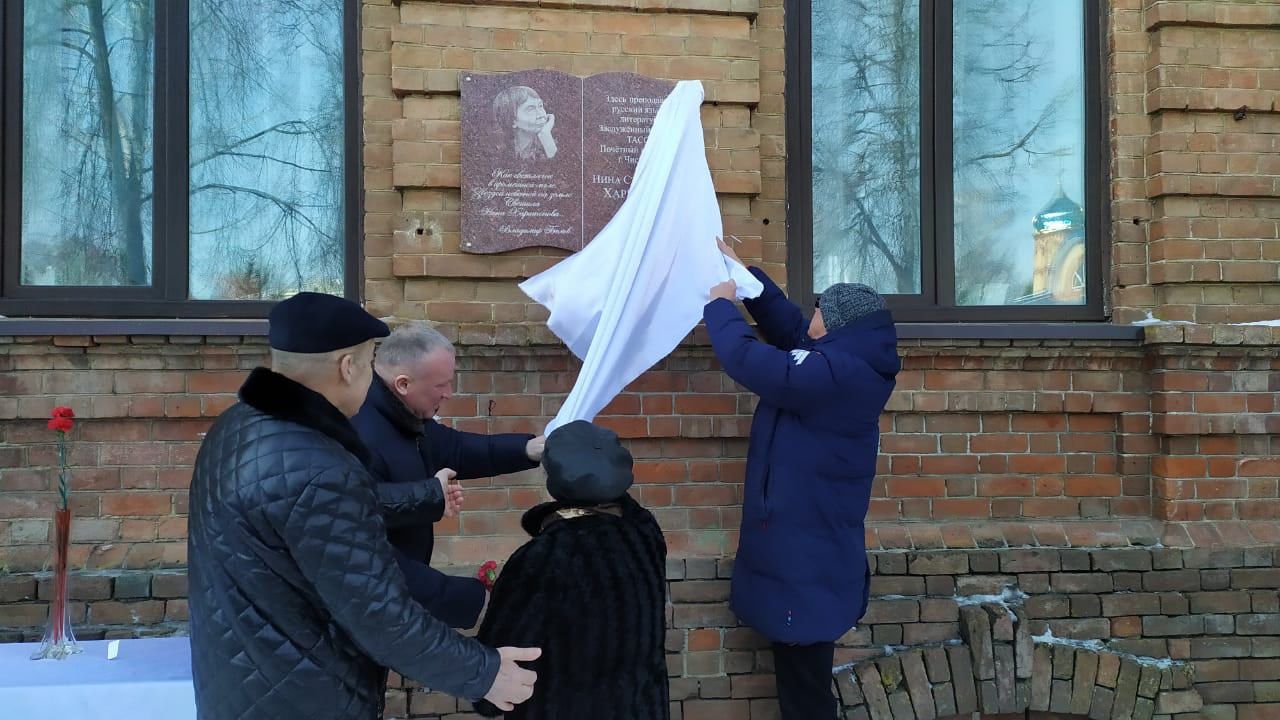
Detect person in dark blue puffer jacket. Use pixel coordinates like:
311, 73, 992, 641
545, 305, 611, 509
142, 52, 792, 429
704, 241, 899, 720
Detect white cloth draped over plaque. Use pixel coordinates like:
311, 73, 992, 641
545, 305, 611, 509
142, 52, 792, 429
0, 637, 196, 720
520, 80, 763, 435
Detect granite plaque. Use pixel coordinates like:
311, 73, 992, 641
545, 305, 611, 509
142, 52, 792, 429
461, 69, 676, 254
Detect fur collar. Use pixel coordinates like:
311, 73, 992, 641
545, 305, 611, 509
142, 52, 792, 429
238, 367, 371, 466
521, 495, 641, 537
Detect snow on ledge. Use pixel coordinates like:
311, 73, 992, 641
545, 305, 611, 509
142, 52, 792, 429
1130, 310, 1280, 327
1032, 628, 1178, 669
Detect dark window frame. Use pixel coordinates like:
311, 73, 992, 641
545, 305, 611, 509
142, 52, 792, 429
785, 0, 1108, 322
0, 0, 362, 319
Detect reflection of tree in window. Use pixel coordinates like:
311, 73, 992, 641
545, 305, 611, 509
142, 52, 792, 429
811, 0, 921, 295
20, 1, 344, 299
953, 0, 1084, 307
809, 0, 1085, 306
22, 0, 155, 287
189, 0, 344, 300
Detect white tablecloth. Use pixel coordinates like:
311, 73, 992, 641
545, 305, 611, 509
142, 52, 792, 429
0, 637, 195, 720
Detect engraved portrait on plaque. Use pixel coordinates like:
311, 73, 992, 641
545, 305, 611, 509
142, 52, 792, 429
461, 69, 676, 254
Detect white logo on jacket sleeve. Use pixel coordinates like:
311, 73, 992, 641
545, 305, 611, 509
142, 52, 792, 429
789, 349, 811, 366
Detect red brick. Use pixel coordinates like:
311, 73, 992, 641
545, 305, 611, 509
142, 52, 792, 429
487, 396, 541, 416
114, 373, 185, 394
970, 434, 1029, 453
1022, 499, 1080, 517
1154, 457, 1208, 478
924, 373, 983, 390
593, 416, 647, 438
920, 456, 979, 474
1065, 476, 1122, 497
886, 478, 946, 497
1240, 459, 1280, 477
596, 394, 640, 415
1008, 455, 1067, 473
931, 499, 990, 519
186, 372, 247, 394
675, 395, 738, 415
101, 494, 173, 517
1012, 415, 1067, 432
641, 395, 673, 414
1195, 394, 1248, 413
164, 396, 202, 418
978, 477, 1034, 497
674, 486, 737, 507
687, 629, 721, 652
633, 461, 687, 484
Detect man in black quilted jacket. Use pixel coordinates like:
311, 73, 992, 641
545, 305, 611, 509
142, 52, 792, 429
188, 292, 539, 720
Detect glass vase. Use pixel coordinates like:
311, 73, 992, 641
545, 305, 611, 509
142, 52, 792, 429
30, 507, 81, 660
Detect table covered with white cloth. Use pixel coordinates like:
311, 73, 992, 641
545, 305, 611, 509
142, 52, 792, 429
0, 637, 195, 720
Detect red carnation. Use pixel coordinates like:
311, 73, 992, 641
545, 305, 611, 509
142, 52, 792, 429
477, 560, 499, 591
48, 407, 77, 509
49, 407, 76, 432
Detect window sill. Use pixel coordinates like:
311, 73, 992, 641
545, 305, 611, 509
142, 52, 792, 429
896, 323, 1142, 341
0, 318, 268, 337
0, 319, 1142, 341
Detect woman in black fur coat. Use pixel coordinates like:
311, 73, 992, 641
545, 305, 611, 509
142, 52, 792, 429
474, 420, 669, 719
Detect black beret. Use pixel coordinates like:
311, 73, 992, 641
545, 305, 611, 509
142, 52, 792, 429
267, 292, 390, 353
543, 420, 634, 505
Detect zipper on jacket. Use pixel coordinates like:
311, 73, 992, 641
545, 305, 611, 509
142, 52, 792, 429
759, 412, 782, 519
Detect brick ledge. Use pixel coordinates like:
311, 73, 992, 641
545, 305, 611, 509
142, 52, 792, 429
864, 520, 1280, 551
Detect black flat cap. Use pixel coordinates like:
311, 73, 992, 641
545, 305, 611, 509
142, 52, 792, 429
543, 420, 633, 505
268, 292, 390, 353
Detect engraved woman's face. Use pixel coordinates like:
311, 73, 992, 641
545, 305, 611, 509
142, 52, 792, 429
514, 95, 548, 133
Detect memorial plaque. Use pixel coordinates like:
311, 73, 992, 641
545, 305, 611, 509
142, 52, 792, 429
461, 69, 676, 254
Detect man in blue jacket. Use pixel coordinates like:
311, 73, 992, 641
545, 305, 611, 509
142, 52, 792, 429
705, 243, 899, 720
352, 323, 544, 629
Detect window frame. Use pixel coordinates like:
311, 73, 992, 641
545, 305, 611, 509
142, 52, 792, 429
784, 0, 1108, 322
0, 0, 362, 318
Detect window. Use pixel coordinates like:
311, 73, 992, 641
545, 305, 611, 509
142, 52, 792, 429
1, 0, 358, 318
786, 0, 1104, 321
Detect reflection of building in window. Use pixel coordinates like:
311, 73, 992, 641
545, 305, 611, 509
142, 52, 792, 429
1014, 184, 1086, 305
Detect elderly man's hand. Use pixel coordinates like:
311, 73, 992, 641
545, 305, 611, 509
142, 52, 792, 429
709, 279, 737, 302
484, 646, 542, 711
436, 468, 463, 517
526, 435, 545, 462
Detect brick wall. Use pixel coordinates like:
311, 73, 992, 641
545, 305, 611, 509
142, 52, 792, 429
4, 1, 1280, 719
1111, 0, 1280, 324
7, 335, 1277, 580
0, 337, 257, 573
11, 546, 1275, 720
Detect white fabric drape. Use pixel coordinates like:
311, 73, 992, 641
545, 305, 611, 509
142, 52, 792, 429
520, 80, 763, 434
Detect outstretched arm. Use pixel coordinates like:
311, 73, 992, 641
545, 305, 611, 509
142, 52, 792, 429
424, 422, 539, 481
704, 298, 840, 414
741, 266, 811, 351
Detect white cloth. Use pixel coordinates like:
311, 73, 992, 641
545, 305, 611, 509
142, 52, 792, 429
521, 80, 762, 434
0, 638, 196, 720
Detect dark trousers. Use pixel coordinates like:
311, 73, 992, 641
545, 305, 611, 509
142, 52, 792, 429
772, 641, 838, 720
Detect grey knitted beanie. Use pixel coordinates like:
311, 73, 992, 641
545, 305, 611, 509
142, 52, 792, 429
818, 283, 887, 332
